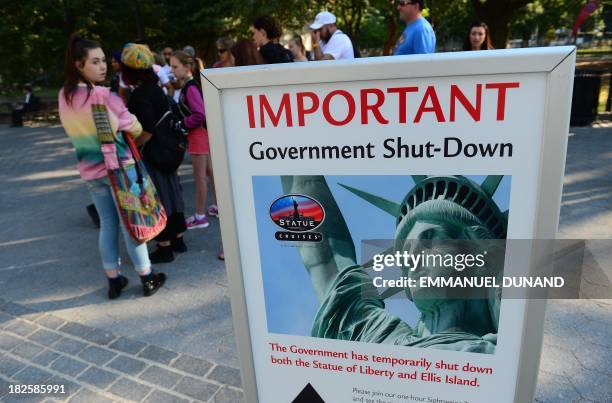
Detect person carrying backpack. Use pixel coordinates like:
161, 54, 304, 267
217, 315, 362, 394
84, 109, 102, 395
170, 51, 219, 230
122, 43, 188, 263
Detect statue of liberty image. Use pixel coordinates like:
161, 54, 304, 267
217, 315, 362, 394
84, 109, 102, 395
292, 196, 300, 220
281, 175, 508, 353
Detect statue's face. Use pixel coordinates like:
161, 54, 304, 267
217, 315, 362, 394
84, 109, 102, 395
396, 220, 464, 308
394, 200, 486, 310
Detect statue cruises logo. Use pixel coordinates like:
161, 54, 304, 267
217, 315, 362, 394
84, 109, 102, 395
270, 194, 324, 242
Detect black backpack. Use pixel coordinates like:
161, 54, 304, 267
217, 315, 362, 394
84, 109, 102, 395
143, 96, 187, 174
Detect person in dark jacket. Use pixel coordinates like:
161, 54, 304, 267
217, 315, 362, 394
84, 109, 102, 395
11, 85, 39, 127
251, 15, 293, 64
121, 43, 188, 264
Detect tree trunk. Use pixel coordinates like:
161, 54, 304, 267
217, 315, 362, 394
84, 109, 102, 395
131, 0, 146, 42
383, 13, 397, 55
521, 30, 529, 48
62, 0, 75, 38
470, 0, 532, 49
383, 0, 397, 55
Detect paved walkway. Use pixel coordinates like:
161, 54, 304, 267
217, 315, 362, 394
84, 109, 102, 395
534, 122, 612, 403
0, 299, 241, 402
0, 122, 610, 402
0, 124, 241, 402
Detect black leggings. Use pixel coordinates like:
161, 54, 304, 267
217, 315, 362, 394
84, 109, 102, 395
155, 212, 187, 242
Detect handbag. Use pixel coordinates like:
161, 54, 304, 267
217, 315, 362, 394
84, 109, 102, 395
142, 96, 187, 174
92, 103, 167, 243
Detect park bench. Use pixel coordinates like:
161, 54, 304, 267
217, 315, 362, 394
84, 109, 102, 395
23, 98, 60, 125
0, 97, 59, 126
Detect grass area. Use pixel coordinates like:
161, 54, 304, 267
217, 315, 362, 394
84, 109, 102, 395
577, 46, 612, 57
599, 74, 610, 113
1, 86, 58, 99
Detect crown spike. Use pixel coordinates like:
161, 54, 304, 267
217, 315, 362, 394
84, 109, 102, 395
411, 175, 427, 185
338, 183, 401, 217
481, 176, 503, 197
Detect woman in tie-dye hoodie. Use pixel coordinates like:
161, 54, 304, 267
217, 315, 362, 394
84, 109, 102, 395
59, 35, 166, 299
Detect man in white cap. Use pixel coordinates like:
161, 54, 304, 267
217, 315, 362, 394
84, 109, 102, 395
310, 11, 354, 61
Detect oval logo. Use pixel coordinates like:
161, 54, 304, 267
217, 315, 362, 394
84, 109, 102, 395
270, 194, 325, 232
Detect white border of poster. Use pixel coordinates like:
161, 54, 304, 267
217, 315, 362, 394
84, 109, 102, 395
201, 47, 575, 403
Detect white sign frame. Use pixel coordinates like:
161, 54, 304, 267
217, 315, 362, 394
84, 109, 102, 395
201, 47, 576, 403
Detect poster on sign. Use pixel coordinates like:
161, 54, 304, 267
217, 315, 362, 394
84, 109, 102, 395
201, 47, 576, 403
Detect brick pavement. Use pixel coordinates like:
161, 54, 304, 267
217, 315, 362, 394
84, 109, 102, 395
0, 122, 611, 402
0, 124, 242, 402
0, 298, 242, 402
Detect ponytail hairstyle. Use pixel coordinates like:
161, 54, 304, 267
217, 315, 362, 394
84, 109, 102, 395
172, 50, 204, 92
62, 34, 102, 106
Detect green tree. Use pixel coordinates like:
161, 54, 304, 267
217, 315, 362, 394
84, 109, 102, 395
427, 0, 474, 50
511, 0, 585, 46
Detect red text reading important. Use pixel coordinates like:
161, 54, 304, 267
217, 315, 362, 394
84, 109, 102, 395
246, 82, 520, 128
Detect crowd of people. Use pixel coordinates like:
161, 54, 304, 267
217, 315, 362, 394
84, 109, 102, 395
57, 2, 494, 301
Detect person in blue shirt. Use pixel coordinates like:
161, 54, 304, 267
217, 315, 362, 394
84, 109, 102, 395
393, 0, 436, 55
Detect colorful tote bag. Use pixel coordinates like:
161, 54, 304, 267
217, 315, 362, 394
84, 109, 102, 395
92, 103, 167, 243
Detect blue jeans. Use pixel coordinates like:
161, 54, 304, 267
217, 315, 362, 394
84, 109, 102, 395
87, 177, 151, 274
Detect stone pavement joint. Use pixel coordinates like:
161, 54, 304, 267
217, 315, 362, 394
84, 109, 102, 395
0, 297, 244, 402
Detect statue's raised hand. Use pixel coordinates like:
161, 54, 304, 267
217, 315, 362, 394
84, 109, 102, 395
281, 176, 356, 302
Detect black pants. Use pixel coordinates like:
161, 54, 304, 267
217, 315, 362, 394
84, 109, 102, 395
11, 108, 24, 126
155, 212, 187, 242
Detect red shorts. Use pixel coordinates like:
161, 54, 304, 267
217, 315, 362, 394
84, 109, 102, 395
187, 127, 210, 155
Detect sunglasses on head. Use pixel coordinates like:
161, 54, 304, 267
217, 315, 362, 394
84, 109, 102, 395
217, 48, 228, 54
397, 0, 417, 5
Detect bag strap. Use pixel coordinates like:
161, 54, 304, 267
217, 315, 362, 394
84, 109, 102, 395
92, 104, 116, 144
154, 110, 172, 128
92, 101, 143, 189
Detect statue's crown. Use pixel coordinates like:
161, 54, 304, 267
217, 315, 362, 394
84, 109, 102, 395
339, 175, 508, 239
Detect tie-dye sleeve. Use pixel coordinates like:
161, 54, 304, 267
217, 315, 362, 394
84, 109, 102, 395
107, 91, 143, 137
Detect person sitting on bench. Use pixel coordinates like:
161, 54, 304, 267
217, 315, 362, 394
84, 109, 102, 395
11, 85, 39, 127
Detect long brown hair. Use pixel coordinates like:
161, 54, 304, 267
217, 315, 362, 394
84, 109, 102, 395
463, 22, 494, 51
231, 39, 264, 66
172, 50, 203, 91
62, 34, 102, 105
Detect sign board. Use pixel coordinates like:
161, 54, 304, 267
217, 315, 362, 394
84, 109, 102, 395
202, 47, 576, 403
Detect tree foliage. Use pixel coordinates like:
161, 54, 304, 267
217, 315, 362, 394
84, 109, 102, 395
0, 0, 606, 91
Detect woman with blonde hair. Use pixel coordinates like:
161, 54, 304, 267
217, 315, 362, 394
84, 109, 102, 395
170, 50, 217, 230
289, 35, 308, 62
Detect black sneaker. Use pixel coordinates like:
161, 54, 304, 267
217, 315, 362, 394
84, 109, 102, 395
108, 276, 128, 300
141, 272, 166, 297
149, 245, 174, 264
171, 237, 187, 253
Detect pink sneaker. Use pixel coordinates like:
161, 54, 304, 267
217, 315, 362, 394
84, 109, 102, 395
186, 215, 209, 229
207, 204, 219, 217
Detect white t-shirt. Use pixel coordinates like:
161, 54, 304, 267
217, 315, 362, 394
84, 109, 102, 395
321, 30, 354, 60
153, 64, 170, 85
